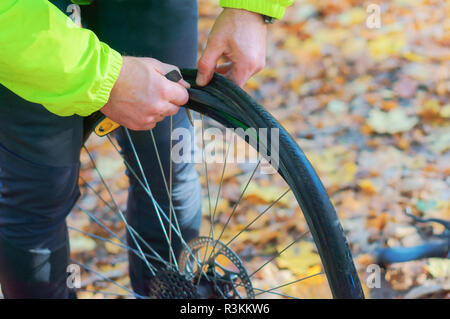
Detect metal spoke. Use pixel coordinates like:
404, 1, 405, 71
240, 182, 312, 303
72, 260, 145, 299
251, 287, 300, 299
212, 140, 232, 233
106, 134, 182, 240
68, 226, 163, 268
213, 275, 301, 299
201, 115, 213, 225
207, 159, 261, 262
169, 117, 174, 266
197, 115, 215, 286
147, 125, 183, 266
209, 141, 233, 287
78, 179, 168, 267
69, 226, 127, 249
75, 203, 124, 244
123, 128, 178, 270
204, 276, 297, 299
254, 272, 324, 297
76, 288, 135, 298
248, 230, 310, 279
226, 188, 291, 247
83, 146, 156, 276
106, 136, 208, 274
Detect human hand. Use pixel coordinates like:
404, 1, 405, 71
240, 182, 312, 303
196, 8, 268, 88
101, 57, 190, 130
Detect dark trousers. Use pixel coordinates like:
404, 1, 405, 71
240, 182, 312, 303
0, 0, 201, 298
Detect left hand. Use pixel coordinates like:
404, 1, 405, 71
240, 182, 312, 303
196, 8, 268, 88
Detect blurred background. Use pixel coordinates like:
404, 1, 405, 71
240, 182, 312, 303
68, 0, 449, 299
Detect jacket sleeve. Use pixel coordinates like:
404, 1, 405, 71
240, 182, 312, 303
219, 0, 294, 20
0, 0, 123, 117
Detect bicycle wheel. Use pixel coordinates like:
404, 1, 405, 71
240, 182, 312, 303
71, 69, 364, 299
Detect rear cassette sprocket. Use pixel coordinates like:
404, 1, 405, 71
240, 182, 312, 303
178, 236, 254, 299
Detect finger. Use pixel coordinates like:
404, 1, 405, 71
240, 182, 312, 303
163, 103, 181, 116
143, 122, 157, 130
157, 102, 180, 117
179, 79, 191, 89
196, 41, 223, 86
153, 115, 166, 122
162, 78, 189, 106
215, 62, 233, 75
227, 53, 265, 87
228, 62, 252, 88
129, 120, 157, 131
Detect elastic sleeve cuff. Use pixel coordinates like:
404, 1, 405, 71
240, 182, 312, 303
75, 46, 123, 116
219, 0, 289, 20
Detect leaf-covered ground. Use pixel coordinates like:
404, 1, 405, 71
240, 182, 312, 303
65, 0, 449, 299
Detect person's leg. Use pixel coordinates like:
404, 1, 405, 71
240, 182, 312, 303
0, 99, 83, 298
0, 0, 85, 298
0, 223, 73, 299
83, 0, 201, 295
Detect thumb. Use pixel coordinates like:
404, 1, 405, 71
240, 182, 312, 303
196, 42, 223, 87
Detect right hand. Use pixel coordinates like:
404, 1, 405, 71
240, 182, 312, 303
100, 56, 190, 131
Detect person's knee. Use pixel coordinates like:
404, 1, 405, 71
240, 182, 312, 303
0, 147, 80, 249
0, 233, 71, 298
0, 147, 80, 213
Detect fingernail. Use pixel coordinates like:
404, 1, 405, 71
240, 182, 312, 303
181, 79, 191, 88
196, 74, 206, 86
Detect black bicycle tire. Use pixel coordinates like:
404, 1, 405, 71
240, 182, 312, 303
180, 69, 365, 299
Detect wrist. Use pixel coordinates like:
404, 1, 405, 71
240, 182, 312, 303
222, 8, 267, 27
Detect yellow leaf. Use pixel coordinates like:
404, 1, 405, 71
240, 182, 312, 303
306, 146, 358, 189
257, 68, 278, 79
243, 182, 291, 207
245, 78, 260, 91
367, 108, 418, 134
419, 99, 442, 120
338, 8, 366, 26
369, 33, 406, 61
403, 52, 427, 63
301, 264, 325, 285
334, 162, 358, 186
425, 258, 450, 279
277, 241, 321, 275
70, 234, 97, 253
315, 29, 348, 46
341, 38, 367, 58
95, 157, 126, 179
105, 238, 123, 254
358, 179, 377, 195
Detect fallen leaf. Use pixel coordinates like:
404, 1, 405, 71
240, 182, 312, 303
277, 241, 321, 275
425, 259, 450, 279
368, 33, 406, 61
104, 238, 123, 255
70, 234, 97, 253
367, 108, 418, 134
358, 179, 377, 195
243, 182, 291, 207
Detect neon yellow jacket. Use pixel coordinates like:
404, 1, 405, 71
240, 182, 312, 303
0, 0, 293, 117
220, 0, 293, 20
